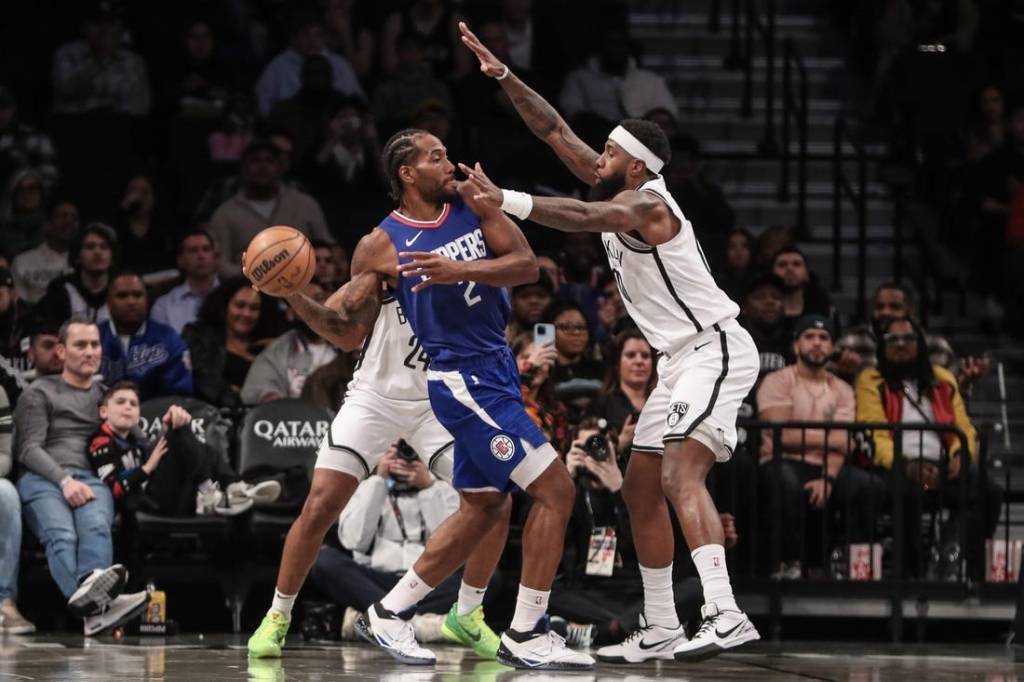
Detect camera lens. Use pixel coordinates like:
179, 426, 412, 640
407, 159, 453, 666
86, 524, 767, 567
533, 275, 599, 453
396, 441, 418, 462
583, 434, 609, 462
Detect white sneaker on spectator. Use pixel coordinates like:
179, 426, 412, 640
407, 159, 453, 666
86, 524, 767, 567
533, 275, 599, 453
672, 603, 759, 662
596, 615, 687, 663
196, 480, 223, 516
214, 486, 254, 516
340, 607, 360, 641
68, 564, 127, 617
83, 591, 150, 636
355, 602, 436, 665
411, 613, 445, 642
0, 599, 36, 634
497, 627, 595, 670
226, 480, 281, 507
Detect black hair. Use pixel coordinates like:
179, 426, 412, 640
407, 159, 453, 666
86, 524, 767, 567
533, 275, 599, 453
195, 276, 283, 340
27, 318, 61, 343
873, 280, 916, 312
541, 299, 590, 327
101, 380, 140, 406
241, 137, 283, 162
46, 195, 77, 217
71, 222, 119, 270
601, 328, 656, 397
772, 245, 806, 264
381, 128, 428, 205
743, 272, 785, 301
107, 269, 146, 291
287, 10, 323, 38
310, 239, 334, 250
177, 229, 215, 254
618, 118, 671, 169
876, 316, 935, 393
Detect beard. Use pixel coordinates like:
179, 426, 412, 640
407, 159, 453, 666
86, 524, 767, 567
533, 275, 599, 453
885, 357, 917, 381
588, 170, 627, 202
797, 349, 828, 369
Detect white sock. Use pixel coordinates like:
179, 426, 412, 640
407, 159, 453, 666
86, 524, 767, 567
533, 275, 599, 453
456, 580, 487, 616
380, 568, 434, 615
270, 589, 297, 620
510, 585, 549, 633
639, 563, 680, 629
691, 544, 738, 612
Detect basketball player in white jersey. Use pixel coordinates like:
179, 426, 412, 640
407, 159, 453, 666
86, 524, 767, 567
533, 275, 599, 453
246, 282, 509, 660
460, 23, 761, 662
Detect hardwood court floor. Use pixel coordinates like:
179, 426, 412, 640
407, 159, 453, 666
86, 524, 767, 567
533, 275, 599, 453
2, 634, 1023, 681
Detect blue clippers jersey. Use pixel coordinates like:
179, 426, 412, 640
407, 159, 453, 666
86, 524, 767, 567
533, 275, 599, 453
378, 195, 510, 369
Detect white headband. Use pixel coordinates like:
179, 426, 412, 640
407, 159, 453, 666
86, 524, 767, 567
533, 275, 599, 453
608, 125, 664, 173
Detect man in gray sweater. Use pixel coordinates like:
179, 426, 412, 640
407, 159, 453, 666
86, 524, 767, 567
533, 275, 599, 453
14, 315, 148, 635
0, 385, 35, 633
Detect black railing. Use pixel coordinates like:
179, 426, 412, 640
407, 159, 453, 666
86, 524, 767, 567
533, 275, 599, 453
741, 0, 777, 154
728, 419, 1004, 642
778, 37, 808, 236
831, 117, 868, 311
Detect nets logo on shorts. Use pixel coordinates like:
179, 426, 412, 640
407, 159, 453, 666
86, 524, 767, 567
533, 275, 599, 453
490, 435, 516, 461
667, 402, 690, 429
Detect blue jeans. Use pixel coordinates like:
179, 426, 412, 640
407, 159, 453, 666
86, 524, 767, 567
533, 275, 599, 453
17, 469, 114, 599
0, 478, 21, 602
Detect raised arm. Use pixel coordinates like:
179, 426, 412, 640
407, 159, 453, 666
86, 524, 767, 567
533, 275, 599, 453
246, 230, 389, 352
459, 22, 599, 186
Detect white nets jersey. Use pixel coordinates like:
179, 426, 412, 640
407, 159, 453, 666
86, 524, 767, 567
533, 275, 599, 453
601, 175, 739, 355
346, 292, 429, 401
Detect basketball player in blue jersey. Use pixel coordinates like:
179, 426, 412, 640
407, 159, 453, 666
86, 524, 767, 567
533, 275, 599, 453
254, 130, 593, 670
460, 24, 762, 663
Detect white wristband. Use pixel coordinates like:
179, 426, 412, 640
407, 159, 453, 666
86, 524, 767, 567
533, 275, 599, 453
496, 64, 510, 80
500, 189, 533, 220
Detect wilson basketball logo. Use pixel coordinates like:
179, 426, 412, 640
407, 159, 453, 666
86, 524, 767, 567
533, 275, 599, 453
490, 435, 516, 461
250, 249, 290, 281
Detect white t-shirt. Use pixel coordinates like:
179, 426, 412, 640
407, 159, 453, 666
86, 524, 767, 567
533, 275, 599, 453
901, 382, 943, 462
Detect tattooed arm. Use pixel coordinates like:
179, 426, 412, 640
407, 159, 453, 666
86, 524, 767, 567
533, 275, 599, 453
459, 22, 599, 186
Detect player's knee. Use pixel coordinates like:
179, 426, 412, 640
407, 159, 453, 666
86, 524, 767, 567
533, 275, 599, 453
661, 465, 701, 502
301, 487, 344, 530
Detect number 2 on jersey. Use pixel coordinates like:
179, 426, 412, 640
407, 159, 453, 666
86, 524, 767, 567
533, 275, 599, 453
404, 334, 430, 371
463, 281, 481, 307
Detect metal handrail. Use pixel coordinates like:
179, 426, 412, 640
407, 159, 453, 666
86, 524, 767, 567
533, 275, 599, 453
831, 117, 868, 315
779, 36, 808, 236
741, 0, 777, 154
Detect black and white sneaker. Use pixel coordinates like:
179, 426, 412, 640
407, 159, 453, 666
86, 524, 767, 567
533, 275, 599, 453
672, 603, 759, 662
496, 626, 595, 670
355, 602, 436, 665
83, 591, 150, 636
596, 615, 688, 663
68, 565, 127, 617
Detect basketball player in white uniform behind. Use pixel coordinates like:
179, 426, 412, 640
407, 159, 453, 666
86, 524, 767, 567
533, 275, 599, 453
246, 284, 509, 659
460, 23, 760, 662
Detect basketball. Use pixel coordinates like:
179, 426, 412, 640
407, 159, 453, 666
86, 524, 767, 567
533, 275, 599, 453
243, 226, 315, 297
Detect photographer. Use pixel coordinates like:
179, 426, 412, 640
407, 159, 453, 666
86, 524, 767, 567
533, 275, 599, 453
309, 442, 464, 634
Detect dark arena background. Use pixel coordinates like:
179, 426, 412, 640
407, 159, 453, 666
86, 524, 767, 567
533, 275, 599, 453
2, 0, 1024, 679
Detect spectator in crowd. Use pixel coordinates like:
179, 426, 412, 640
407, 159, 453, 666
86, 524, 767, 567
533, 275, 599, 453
255, 11, 364, 116
0, 384, 34, 634
11, 198, 78, 304
300, 350, 357, 413
380, 0, 471, 79
372, 32, 453, 137
114, 175, 175, 276
718, 228, 755, 304
753, 224, 793, 270
89, 381, 279, 517
183, 277, 282, 407
506, 270, 554, 342
208, 138, 336, 277
855, 316, 1002, 579
98, 272, 192, 401
0, 319, 63, 407
269, 55, 351, 172
0, 169, 47, 257
832, 282, 991, 391
772, 247, 833, 332
51, 9, 151, 116
537, 251, 566, 292
590, 329, 656, 455
241, 280, 338, 403
0, 84, 59, 190
543, 300, 604, 420
645, 106, 680, 140
14, 316, 148, 635
738, 273, 791, 389
36, 222, 118, 323
559, 27, 679, 124
594, 273, 633, 341
965, 84, 1006, 162
207, 92, 257, 163
166, 19, 236, 123
312, 240, 348, 292
512, 333, 569, 452
501, 0, 540, 71
321, 0, 376, 80
757, 315, 881, 578
150, 230, 221, 335
310, 442, 463, 637
0, 269, 25, 363
663, 135, 735, 272
308, 97, 382, 196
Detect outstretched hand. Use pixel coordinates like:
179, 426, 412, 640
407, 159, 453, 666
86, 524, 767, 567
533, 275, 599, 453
458, 162, 503, 210
458, 22, 507, 78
